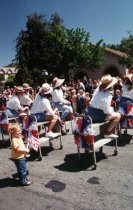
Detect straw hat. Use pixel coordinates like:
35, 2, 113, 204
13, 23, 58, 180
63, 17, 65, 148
124, 74, 133, 83
52, 77, 65, 88
23, 83, 31, 90
100, 74, 118, 90
40, 83, 53, 94
14, 86, 24, 93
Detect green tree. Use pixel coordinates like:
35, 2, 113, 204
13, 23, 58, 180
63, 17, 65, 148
14, 13, 48, 85
14, 12, 105, 84
118, 32, 133, 67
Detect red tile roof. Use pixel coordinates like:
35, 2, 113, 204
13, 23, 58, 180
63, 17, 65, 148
105, 47, 128, 58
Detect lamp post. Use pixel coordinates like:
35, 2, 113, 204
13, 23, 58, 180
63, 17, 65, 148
42, 69, 48, 82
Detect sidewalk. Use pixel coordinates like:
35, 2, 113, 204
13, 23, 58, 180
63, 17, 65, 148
0, 127, 133, 210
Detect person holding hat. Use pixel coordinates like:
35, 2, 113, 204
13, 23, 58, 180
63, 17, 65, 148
6, 86, 29, 118
52, 77, 73, 122
30, 83, 60, 138
85, 74, 121, 138
19, 83, 33, 108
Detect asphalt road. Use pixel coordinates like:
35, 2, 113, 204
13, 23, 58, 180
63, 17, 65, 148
0, 125, 133, 210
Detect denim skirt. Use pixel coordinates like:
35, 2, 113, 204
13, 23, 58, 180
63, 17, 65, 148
85, 106, 107, 123
34, 112, 46, 122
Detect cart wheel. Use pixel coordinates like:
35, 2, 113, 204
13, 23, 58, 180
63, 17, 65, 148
93, 164, 97, 170
113, 150, 118, 156
49, 142, 53, 148
38, 156, 42, 161
99, 146, 103, 153
59, 145, 63, 150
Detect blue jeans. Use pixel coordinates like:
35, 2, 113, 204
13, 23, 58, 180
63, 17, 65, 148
14, 158, 27, 185
6, 108, 19, 118
118, 97, 133, 115
52, 102, 73, 120
34, 112, 46, 122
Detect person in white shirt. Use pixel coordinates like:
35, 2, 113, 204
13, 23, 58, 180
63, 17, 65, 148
19, 83, 33, 108
85, 74, 121, 138
120, 74, 133, 102
30, 83, 60, 138
118, 74, 133, 116
52, 77, 73, 121
6, 86, 29, 118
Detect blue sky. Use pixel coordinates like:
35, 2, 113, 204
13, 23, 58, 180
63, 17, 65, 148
1, 0, 133, 66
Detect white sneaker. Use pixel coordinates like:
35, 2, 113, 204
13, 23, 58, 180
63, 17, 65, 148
104, 133, 118, 138
46, 131, 60, 138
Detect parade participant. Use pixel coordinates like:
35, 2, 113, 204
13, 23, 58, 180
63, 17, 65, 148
6, 86, 29, 118
85, 74, 121, 138
9, 123, 31, 186
52, 77, 73, 121
30, 83, 60, 138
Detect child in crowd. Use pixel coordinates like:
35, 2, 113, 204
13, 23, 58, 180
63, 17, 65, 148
77, 89, 85, 114
8, 123, 32, 186
70, 89, 77, 114
84, 92, 91, 110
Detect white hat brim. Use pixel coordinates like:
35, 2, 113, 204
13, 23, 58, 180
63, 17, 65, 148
104, 77, 118, 90
53, 79, 65, 88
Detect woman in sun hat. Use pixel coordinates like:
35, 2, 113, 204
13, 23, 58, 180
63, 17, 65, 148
52, 77, 73, 121
6, 86, 29, 118
85, 74, 121, 138
119, 74, 133, 103
118, 73, 133, 120
30, 83, 60, 138
19, 83, 33, 108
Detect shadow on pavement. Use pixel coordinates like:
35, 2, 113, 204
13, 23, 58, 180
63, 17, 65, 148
106, 133, 133, 147
54, 152, 107, 172
0, 140, 10, 149
27, 146, 54, 161
0, 177, 20, 188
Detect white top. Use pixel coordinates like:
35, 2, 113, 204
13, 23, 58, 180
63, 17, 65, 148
78, 82, 85, 90
52, 88, 70, 105
90, 87, 114, 114
31, 94, 55, 116
7, 95, 22, 111
52, 88, 64, 102
19, 93, 33, 106
122, 84, 133, 100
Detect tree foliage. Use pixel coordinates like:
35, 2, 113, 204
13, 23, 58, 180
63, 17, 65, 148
14, 12, 105, 85
105, 31, 133, 68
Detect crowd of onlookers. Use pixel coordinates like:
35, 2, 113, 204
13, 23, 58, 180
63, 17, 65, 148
0, 76, 124, 115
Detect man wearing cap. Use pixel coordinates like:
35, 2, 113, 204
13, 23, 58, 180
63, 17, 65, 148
6, 86, 29, 118
85, 74, 121, 138
19, 83, 33, 108
30, 83, 60, 138
52, 77, 73, 121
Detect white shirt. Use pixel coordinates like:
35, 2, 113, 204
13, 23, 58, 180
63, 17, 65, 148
19, 93, 33, 106
90, 87, 114, 114
122, 84, 133, 100
31, 94, 55, 116
7, 95, 22, 111
52, 88, 64, 102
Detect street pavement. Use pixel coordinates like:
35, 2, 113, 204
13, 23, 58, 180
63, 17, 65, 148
0, 124, 133, 210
